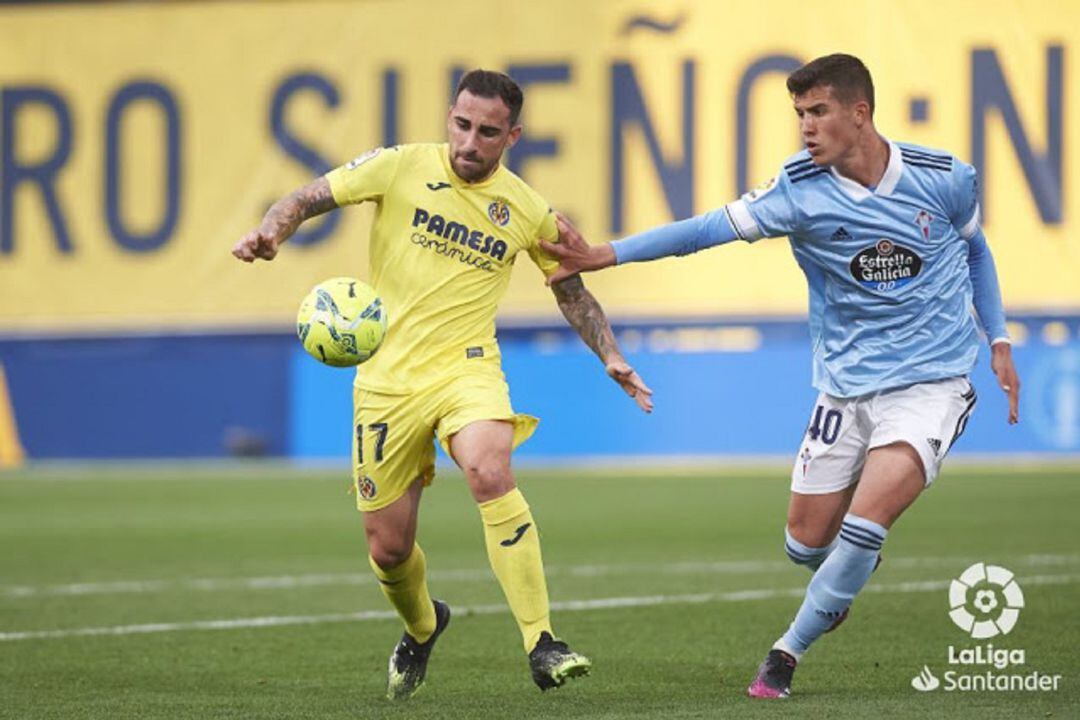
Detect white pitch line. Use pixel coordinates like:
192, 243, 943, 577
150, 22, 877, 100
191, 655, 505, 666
4, 553, 1078, 600
2, 573, 1078, 643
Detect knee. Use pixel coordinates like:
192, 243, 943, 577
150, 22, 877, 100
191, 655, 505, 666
367, 534, 414, 571
464, 461, 515, 503
785, 516, 837, 550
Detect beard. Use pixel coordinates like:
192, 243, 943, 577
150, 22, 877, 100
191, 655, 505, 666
451, 154, 496, 183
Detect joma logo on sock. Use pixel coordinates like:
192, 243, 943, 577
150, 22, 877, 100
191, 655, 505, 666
500, 522, 532, 547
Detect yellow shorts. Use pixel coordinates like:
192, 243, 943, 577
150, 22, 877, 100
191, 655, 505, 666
351, 368, 538, 512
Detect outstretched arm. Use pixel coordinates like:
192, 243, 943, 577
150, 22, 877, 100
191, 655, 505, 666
550, 274, 653, 413
232, 177, 338, 262
967, 229, 1020, 424
540, 209, 740, 284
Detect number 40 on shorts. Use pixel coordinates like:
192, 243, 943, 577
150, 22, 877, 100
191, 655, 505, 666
808, 405, 842, 445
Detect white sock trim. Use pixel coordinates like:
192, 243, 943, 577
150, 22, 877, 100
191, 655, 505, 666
772, 637, 802, 662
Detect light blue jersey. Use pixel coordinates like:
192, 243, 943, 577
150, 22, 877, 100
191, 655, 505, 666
613, 139, 1009, 398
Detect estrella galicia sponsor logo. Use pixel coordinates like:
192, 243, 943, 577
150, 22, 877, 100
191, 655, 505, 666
909, 563, 1062, 693
487, 198, 511, 226
849, 239, 922, 291
410, 207, 508, 272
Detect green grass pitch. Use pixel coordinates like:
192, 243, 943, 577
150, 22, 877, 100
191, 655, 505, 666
1, 464, 1077, 718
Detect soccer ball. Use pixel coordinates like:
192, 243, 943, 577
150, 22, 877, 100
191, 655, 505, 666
296, 277, 387, 367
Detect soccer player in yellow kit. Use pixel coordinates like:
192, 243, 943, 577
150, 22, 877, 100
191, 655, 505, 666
233, 70, 652, 699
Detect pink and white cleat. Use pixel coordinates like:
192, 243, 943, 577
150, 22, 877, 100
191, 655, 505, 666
747, 649, 797, 699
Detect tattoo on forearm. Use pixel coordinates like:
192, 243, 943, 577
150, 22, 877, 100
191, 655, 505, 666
260, 177, 337, 242
552, 275, 619, 362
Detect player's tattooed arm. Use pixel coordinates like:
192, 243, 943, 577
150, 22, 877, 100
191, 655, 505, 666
551, 275, 618, 361
551, 275, 654, 413
232, 177, 338, 263
261, 177, 338, 240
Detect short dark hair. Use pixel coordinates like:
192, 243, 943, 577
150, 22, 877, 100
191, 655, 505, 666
454, 69, 524, 126
787, 54, 875, 115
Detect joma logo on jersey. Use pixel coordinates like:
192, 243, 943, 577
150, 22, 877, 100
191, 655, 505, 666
849, 240, 923, 291
411, 208, 508, 260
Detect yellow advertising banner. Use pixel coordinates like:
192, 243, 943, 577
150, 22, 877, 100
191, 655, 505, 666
0, 0, 1076, 332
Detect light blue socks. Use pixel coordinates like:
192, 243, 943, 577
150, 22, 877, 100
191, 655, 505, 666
784, 527, 838, 571
775, 514, 887, 660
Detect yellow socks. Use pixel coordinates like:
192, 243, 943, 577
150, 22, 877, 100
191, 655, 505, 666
368, 491, 553, 652
478, 488, 553, 652
369, 544, 437, 643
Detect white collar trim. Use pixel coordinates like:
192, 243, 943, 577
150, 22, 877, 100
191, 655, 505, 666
829, 139, 902, 201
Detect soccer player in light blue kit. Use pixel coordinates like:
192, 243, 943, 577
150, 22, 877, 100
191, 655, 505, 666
540, 54, 1021, 698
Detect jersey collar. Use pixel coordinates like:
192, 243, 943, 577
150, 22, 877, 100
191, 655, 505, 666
829, 138, 902, 201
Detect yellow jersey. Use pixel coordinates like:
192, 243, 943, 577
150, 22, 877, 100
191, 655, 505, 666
325, 143, 559, 394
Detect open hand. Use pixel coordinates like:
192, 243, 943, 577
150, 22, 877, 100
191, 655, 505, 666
540, 212, 616, 285
606, 360, 654, 413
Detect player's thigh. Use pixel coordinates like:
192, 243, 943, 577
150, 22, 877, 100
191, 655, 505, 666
787, 484, 858, 548
449, 420, 515, 471
434, 368, 538, 463
448, 420, 517, 501
867, 376, 977, 489
787, 392, 870, 546
848, 442, 925, 529
352, 386, 437, 514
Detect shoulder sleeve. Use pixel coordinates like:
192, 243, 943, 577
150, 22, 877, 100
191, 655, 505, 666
724, 170, 802, 241
525, 207, 560, 277
949, 160, 981, 239
325, 146, 404, 206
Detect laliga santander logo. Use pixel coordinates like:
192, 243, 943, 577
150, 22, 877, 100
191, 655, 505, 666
911, 563, 1060, 693
948, 563, 1025, 639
